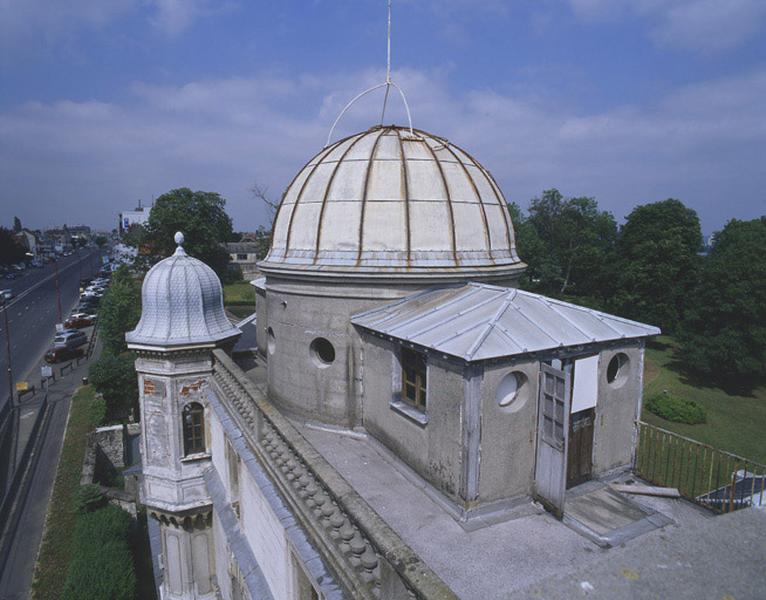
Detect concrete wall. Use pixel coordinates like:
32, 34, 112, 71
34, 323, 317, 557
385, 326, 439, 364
478, 359, 540, 504
592, 344, 644, 475
255, 285, 267, 356
360, 335, 465, 502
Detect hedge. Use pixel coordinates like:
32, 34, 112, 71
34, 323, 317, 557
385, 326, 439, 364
645, 392, 707, 424
61, 505, 137, 600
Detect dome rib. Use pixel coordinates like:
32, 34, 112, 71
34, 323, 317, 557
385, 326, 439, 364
314, 130, 373, 263
416, 131, 458, 264
284, 134, 355, 252
356, 127, 388, 265
432, 133, 492, 258
393, 127, 412, 265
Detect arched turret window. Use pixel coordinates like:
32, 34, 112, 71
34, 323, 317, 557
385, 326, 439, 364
182, 402, 206, 456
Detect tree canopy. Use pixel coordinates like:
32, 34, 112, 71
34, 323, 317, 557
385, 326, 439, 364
510, 189, 617, 304
145, 188, 234, 279
610, 199, 702, 333
679, 217, 766, 383
98, 265, 141, 355
0, 226, 26, 265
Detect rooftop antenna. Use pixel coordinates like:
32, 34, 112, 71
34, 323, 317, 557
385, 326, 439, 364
326, 0, 414, 147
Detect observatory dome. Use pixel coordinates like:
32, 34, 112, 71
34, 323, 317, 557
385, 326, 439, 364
260, 125, 525, 280
126, 233, 240, 348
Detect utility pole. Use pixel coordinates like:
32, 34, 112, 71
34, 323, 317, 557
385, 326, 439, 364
53, 258, 62, 324
2, 299, 13, 409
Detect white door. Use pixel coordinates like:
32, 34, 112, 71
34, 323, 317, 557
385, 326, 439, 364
535, 362, 571, 518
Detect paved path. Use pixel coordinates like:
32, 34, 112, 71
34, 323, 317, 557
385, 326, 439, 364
0, 345, 98, 600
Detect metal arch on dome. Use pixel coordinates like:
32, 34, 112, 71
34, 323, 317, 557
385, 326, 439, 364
325, 0, 414, 147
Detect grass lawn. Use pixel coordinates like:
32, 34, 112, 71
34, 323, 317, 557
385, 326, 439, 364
223, 281, 255, 307
32, 386, 101, 600
642, 336, 766, 464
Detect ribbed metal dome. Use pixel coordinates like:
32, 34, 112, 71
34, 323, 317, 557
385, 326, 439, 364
126, 233, 240, 348
260, 125, 524, 279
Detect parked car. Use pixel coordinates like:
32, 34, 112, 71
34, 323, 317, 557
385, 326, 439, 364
1, 289, 13, 301
3, 272, 19, 280
64, 312, 96, 329
53, 329, 88, 349
44, 346, 84, 363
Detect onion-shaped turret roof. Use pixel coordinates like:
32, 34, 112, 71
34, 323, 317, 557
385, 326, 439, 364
126, 232, 240, 349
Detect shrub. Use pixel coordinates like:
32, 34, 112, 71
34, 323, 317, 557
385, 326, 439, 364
72, 484, 105, 514
61, 505, 136, 600
89, 352, 138, 422
646, 392, 706, 424
88, 394, 107, 427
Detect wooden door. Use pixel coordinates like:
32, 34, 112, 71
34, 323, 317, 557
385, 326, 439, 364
567, 409, 594, 488
535, 363, 570, 518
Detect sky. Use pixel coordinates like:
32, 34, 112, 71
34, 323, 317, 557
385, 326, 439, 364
1, 0, 765, 235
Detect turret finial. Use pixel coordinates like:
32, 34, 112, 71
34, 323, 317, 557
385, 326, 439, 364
174, 231, 186, 255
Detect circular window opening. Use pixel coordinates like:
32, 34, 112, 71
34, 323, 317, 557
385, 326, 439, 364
607, 353, 630, 385
310, 337, 335, 367
496, 371, 528, 412
267, 327, 276, 355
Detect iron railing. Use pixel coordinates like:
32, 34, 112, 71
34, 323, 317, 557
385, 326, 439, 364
635, 421, 766, 513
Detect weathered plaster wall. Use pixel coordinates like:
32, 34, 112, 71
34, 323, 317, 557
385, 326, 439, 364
240, 459, 292, 600
479, 359, 540, 503
361, 335, 464, 502
592, 344, 644, 475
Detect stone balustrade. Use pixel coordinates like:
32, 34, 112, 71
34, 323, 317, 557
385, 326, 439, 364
211, 349, 457, 600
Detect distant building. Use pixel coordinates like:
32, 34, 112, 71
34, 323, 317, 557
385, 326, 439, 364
119, 207, 149, 236
15, 229, 39, 256
226, 242, 261, 279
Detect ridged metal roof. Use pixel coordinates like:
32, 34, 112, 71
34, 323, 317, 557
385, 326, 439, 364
127, 235, 240, 348
260, 125, 524, 278
351, 283, 660, 362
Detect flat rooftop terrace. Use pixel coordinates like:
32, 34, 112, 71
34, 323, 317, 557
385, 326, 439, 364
238, 356, 766, 599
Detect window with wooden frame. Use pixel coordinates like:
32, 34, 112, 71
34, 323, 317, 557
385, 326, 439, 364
182, 402, 206, 456
401, 347, 427, 412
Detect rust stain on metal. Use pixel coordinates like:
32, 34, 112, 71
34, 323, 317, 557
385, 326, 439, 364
394, 126, 412, 268
315, 130, 371, 264
439, 140, 493, 262
284, 132, 356, 255
355, 127, 389, 266
459, 144, 514, 255
415, 127, 459, 265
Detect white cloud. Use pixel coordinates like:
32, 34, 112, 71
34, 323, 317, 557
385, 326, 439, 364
569, 0, 766, 53
1, 67, 764, 232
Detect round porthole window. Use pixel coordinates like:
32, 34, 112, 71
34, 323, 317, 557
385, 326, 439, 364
310, 337, 335, 367
267, 327, 276, 355
496, 371, 528, 412
607, 353, 629, 386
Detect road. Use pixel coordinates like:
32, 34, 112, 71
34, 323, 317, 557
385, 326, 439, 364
0, 249, 104, 412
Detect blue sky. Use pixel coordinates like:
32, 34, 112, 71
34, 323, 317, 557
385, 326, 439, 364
1, 0, 765, 234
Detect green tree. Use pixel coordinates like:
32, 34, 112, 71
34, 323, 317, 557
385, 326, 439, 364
611, 199, 702, 332
89, 352, 139, 421
94, 235, 108, 248
98, 266, 141, 355
0, 227, 26, 265
679, 217, 766, 384
13, 216, 22, 233
121, 223, 146, 249
145, 188, 233, 279
520, 189, 618, 302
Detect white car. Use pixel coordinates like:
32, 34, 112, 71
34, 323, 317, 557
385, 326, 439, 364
0, 289, 13, 301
